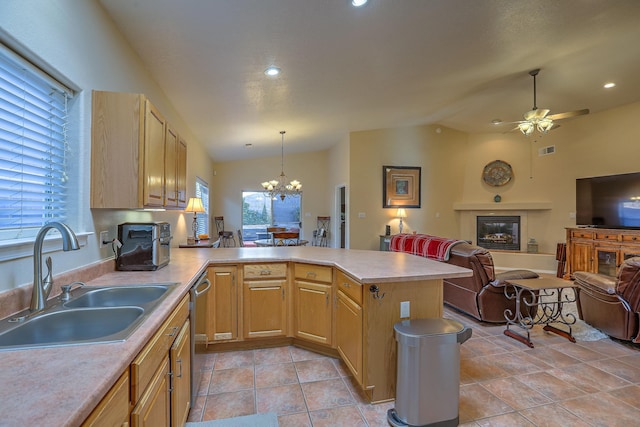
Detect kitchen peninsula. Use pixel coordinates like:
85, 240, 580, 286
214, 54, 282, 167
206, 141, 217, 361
0, 247, 470, 426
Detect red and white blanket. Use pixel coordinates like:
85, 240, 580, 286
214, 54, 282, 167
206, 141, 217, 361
390, 233, 464, 261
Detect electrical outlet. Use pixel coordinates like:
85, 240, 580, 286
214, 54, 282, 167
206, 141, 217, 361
400, 301, 410, 318
99, 231, 109, 248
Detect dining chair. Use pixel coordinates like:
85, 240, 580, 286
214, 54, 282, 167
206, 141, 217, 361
272, 231, 300, 246
214, 216, 236, 247
237, 229, 244, 247
266, 226, 286, 233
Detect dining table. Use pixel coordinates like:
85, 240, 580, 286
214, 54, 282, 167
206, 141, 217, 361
253, 238, 309, 247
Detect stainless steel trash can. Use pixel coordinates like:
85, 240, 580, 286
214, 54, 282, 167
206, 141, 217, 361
388, 318, 472, 427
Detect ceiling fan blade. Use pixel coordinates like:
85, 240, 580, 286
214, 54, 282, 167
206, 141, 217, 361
523, 108, 550, 121
547, 109, 590, 121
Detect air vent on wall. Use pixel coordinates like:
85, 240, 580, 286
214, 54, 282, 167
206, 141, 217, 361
538, 145, 555, 156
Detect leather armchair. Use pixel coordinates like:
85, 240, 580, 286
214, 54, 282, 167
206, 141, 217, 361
443, 242, 538, 323
574, 257, 640, 342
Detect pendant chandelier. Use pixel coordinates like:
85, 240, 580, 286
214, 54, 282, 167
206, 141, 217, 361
261, 130, 302, 201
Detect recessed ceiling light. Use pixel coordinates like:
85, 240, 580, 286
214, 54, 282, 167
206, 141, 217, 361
491, 119, 503, 125
264, 66, 281, 77
245, 143, 253, 148
352, 0, 368, 7
604, 82, 616, 89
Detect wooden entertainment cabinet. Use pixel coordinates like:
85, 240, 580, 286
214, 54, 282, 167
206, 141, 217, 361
566, 227, 640, 278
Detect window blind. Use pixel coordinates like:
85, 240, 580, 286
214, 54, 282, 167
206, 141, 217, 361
195, 178, 209, 235
0, 45, 71, 240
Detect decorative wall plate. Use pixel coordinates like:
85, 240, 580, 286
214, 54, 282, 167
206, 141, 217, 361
482, 160, 513, 187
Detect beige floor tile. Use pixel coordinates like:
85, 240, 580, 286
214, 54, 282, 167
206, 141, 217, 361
518, 403, 591, 427
309, 405, 367, 427
560, 392, 640, 426
514, 371, 586, 401
548, 363, 631, 393
550, 341, 609, 362
460, 355, 510, 382
255, 383, 307, 415
255, 362, 298, 388
277, 412, 312, 427
301, 378, 354, 411
213, 350, 254, 370
202, 390, 255, 421
289, 345, 327, 362
481, 377, 552, 410
474, 411, 536, 426
208, 366, 254, 394
587, 357, 640, 383
295, 358, 340, 383
358, 401, 394, 427
459, 383, 514, 422
253, 346, 293, 365
523, 346, 581, 367
607, 384, 640, 410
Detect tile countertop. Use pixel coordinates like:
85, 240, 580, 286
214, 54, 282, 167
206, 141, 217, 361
0, 247, 470, 427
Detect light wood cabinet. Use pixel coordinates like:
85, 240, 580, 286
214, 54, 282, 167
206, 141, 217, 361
208, 266, 238, 341
131, 356, 170, 427
335, 270, 363, 385
566, 227, 640, 277
82, 370, 130, 427
91, 90, 187, 209
243, 263, 288, 339
294, 263, 333, 345
170, 321, 191, 427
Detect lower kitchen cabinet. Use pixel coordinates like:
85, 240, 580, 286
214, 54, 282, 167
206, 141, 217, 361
131, 356, 171, 427
243, 264, 288, 339
294, 263, 333, 345
171, 320, 191, 427
82, 370, 130, 427
336, 289, 363, 384
208, 266, 238, 341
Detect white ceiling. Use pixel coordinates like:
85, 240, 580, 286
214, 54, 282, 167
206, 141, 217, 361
99, 0, 640, 162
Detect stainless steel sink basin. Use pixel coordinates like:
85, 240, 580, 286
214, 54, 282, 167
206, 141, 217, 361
0, 307, 144, 349
64, 284, 171, 308
0, 282, 179, 351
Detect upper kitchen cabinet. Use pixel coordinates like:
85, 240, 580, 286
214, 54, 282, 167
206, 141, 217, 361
91, 90, 187, 209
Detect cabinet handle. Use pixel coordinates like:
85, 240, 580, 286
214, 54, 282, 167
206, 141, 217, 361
260, 270, 272, 275
326, 294, 329, 306
282, 288, 285, 300
343, 282, 350, 288
166, 326, 179, 337
306, 271, 317, 278
176, 358, 183, 378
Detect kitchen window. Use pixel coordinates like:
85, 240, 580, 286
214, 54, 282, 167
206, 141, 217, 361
195, 177, 209, 236
0, 43, 74, 242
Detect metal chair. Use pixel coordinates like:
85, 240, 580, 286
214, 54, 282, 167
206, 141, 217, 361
313, 216, 330, 247
272, 231, 300, 246
214, 216, 236, 247
237, 229, 244, 247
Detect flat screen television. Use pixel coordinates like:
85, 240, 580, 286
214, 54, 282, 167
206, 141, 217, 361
576, 172, 640, 228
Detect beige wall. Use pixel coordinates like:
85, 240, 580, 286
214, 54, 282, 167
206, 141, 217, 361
0, 0, 212, 293
211, 150, 331, 241
349, 125, 469, 250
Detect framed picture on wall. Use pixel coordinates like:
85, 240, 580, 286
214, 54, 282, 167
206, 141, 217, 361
383, 166, 421, 208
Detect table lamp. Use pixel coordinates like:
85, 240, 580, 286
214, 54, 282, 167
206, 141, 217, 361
397, 208, 407, 234
185, 197, 205, 243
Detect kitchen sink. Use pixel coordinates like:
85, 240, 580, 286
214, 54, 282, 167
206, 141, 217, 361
0, 307, 144, 348
0, 282, 179, 351
64, 284, 172, 308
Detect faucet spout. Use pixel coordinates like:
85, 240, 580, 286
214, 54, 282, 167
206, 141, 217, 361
30, 222, 80, 313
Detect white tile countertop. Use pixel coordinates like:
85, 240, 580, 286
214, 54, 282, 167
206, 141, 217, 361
0, 247, 470, 427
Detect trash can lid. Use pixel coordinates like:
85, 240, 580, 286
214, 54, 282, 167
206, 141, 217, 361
394, 318, 465, 338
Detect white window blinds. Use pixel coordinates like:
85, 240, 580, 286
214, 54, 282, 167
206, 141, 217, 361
0, 45, 71, 240
195, 178, 209, 235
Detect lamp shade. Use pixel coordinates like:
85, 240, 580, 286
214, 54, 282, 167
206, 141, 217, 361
396, 208, 407, 218
185, 197, 205, 213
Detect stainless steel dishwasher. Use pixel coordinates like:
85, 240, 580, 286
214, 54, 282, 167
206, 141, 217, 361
189, 271, 210, 407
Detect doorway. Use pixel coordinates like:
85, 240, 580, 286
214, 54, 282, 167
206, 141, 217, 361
336, 185, 347, 248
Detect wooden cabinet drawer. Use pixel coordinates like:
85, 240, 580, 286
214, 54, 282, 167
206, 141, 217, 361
294, 263, 333, 283
244, 263, 287, 279
622, 234, 640, 243
82, 370, 130, 427
131, 294, 189, 404
336, 270, 362, 306
595, 232, 620, 241
571, 230, 593, 239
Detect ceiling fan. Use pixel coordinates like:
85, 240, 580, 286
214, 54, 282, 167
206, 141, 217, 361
510, 69, 589, 136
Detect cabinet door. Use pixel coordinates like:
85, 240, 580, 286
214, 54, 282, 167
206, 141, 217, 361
176, 136, 187, 208
143, 100, 166, 207
209, 266, 238, 341
570, 241, 593, 274
294, 280, 332, 345
82, 370, 130, 427
171, 321, 191, 427
595, 246, 619, 277
336, 290, 363, 385
131, 356, 170, 427
164, 124, 178, 208
243, 279, 287, 339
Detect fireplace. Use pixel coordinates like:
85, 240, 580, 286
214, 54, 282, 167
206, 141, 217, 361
477, 216, 520, 251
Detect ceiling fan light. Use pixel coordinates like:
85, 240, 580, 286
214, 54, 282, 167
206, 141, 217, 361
537, 118, 554, 133
518, 122, 534, 136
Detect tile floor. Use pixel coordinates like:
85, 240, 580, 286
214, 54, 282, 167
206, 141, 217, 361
188, 307, 640, 426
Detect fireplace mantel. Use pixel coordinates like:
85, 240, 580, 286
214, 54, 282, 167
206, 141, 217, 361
453, 202, 552, 211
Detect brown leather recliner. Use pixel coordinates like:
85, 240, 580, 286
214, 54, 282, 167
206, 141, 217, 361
574, 257, 640, 342
443, 242, 538, 323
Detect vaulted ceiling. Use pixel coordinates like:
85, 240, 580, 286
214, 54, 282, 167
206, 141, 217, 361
99, 0, 640, 161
